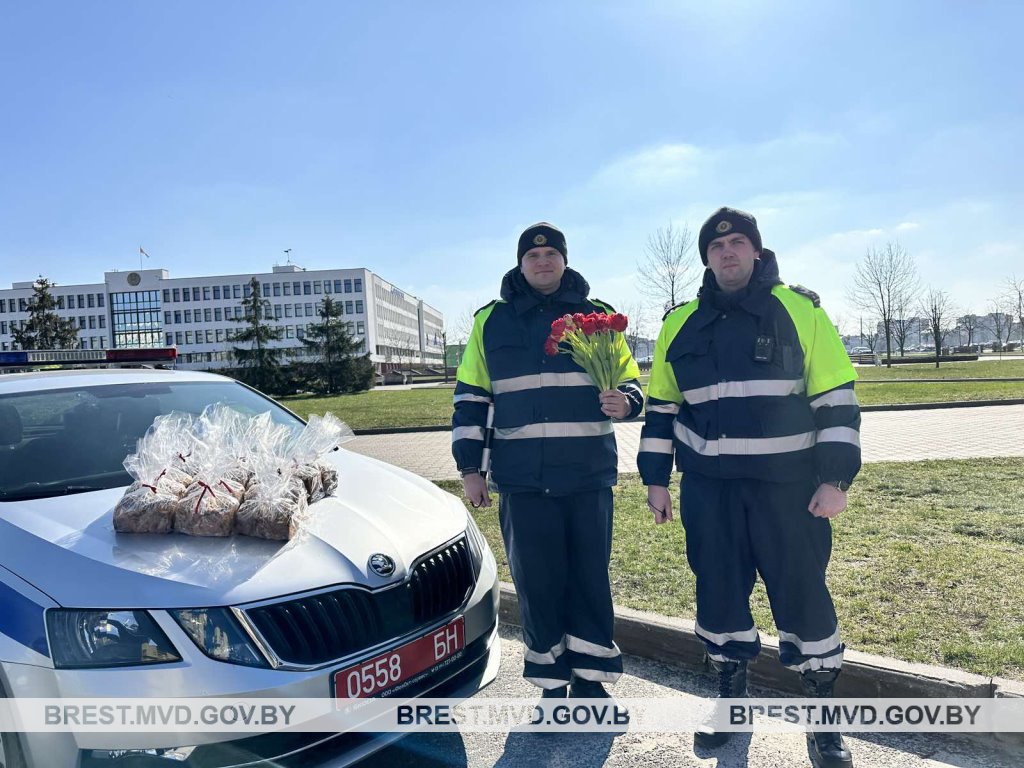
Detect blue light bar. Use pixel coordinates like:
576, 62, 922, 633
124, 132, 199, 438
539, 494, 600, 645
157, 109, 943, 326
0, 348, 177, 368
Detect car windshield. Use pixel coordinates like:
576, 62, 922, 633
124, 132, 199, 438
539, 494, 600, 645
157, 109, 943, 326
0, 380, 304, 501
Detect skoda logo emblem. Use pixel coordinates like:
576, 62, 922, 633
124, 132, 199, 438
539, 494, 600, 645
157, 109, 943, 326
369, 553, 395, 576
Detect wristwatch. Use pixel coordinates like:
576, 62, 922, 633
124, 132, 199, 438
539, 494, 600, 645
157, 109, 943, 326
459, 467, 481, 478
825, 479, 851, 492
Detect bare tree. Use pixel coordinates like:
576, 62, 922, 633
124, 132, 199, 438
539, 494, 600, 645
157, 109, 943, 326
984, 298, 1015, 356
847, 242, 920, 367
617, 301, 650, 358
1006, 275, 1024, 346
918, 288, 955, 368
636, 222, 700, 315
956, 313, 981, 350
891, 292, 916, 357
863, 319, 881, 355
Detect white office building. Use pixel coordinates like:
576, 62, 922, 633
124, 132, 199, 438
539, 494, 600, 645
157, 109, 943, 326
0, 264, 444, 371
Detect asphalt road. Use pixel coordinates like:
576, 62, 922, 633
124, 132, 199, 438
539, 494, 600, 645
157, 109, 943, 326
363, 625, 1024, 768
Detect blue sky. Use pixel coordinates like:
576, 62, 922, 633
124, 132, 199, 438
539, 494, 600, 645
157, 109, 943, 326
2, 1, 1021, 335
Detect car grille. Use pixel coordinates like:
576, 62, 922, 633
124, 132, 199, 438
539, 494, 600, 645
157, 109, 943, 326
245, 537, 475, 666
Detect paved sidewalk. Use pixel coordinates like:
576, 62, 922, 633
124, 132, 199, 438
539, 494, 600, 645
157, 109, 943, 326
345, 404, 1024, 480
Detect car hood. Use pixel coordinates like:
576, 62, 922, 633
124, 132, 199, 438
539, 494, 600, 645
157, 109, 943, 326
0, 450, 468, 609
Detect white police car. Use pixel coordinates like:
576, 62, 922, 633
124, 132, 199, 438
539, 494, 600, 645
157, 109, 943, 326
0, 350, 500, 767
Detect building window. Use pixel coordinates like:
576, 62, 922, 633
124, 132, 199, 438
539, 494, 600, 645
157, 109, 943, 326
201, 286, 209, 301
87, 294, 95, 308
346, 301, 354, 314
216, 329, 224, 342
333, 280, 343, 293
286, 326, 294, 339
313, 281, 322, 294
291, 281, 300, 295
355, 300, 363, 314
163, 289, 171, 303
357, 321, 365, 335
205, 330, 213, 343
204, 308, 212, 322
109, 290, 162, 348
283, 283, 291, 296
173, 311, 181, 324
166, 333, 174, 346
185, 331, 193, 345
233, 285, 241, 299
344, 279, 352, 293
88, 316, 96, 329
213, 286, 221, 300
273, 283, 281, 297
324, 281, 332, 294
234, 306, 243, 319
305, 303, 313, 317
175, 332, 183, 345
97, 294, 105, 307
213, 308, 221, 321
99, 316, 106, 329
354, 278, 362, 293
284, 305, 293, 318
164, 312, 171, 325
184, 310, 192, 323
172, 288, 180, 302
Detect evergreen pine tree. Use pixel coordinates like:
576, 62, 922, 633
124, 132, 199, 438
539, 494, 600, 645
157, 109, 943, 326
11, 278, 80, 350
300, 296, 374, 393
231, 277, 286, 393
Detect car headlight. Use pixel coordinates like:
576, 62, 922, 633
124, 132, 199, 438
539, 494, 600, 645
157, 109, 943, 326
47, 610, 181, 669
169, 608, 269, 667
465, 513, 490, 577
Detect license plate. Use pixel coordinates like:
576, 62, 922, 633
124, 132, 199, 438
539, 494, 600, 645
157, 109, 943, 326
333, 616, 465, 698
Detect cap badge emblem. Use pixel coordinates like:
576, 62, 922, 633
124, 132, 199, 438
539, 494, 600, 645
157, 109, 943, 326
716, 221, 733, 234
533, 234, 547, 246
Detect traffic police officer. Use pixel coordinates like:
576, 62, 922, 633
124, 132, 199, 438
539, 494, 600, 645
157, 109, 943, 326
453, 222, 643, 699
639, 208, 860, 767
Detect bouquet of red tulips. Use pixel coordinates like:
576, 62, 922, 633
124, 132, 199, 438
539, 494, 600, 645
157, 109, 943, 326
544, 311, 630, 391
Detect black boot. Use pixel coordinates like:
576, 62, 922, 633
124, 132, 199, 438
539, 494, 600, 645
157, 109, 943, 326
801, 669, 854, 768
694, 658, 748, 749
570, 676, 630, 724
541, 685, 568, 699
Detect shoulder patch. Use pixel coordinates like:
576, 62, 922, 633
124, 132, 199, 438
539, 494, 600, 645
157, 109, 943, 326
473, 299, 500, 317
590, 298, 616, 314
788, 284, 820, 307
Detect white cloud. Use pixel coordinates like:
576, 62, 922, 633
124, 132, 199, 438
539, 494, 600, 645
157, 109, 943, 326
589, 143, 705, 190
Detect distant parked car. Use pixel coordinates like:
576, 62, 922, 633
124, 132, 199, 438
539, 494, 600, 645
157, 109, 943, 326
847, 346, 872, 354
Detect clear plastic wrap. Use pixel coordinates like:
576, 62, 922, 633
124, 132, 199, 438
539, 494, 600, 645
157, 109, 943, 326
113, 489, 178, 534
116, 412, 197, 532
113, 405, 353, 538
173, 441, 240, 537
285, 413, 353, 503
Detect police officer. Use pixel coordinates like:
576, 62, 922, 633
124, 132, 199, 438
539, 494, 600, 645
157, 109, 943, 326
639, 208, 860, 767
452, 222, 643, 699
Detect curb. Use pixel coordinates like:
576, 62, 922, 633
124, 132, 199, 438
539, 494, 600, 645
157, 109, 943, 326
351, 399, 1024, 435
497, 583, 1024, 749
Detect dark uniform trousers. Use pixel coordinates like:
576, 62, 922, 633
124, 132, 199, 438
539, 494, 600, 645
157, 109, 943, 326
498, 488, 623, 688
680, 473, 844, 671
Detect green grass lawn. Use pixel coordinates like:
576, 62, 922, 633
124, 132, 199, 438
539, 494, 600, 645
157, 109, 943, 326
281, 375, 1024, 429
856, 359, 1024, 379
855, 380, 1024, 405
281, 388, 455, 428
439, 458, 1024, 680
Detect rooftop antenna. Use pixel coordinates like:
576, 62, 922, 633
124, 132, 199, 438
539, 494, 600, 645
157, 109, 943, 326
284, 248, 292, 264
